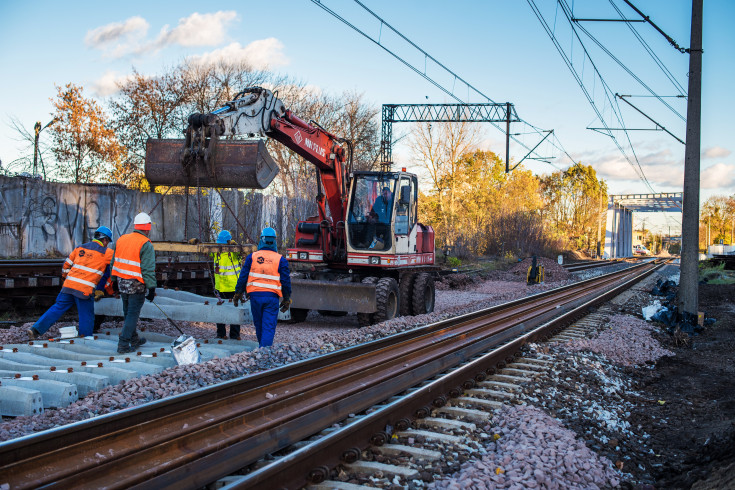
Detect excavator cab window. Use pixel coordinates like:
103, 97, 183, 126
347, 174, 397, 250
395, 176, 416, 235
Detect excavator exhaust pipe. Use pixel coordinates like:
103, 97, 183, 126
144, 138, 279, 189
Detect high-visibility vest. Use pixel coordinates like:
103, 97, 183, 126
61, 240, 113, 297
111, 232, 151, 283
246, 250, 283, 297
214, 252, 241, 292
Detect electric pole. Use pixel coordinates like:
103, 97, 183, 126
680, 0, 703, 316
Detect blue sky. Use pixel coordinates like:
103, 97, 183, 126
1, 0, 733, 232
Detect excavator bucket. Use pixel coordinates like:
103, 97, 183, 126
144, 138, 279, 189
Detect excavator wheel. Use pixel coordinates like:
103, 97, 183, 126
399, 273, 417, 316
373, 277, 400, 324
357, 276, 379, 327
290, 308, 309, 323
411, 272, 435, 315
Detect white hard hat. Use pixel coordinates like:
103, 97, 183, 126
134, 212, 152, 230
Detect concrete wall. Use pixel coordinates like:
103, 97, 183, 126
0, 176, 316, 258
604, 204, 633, 258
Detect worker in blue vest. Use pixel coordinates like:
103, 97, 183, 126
212, 230, 242, 340
233, 227, 291, 347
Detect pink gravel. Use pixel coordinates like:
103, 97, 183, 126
560, 314, 674, 366
431, 405, 620, 490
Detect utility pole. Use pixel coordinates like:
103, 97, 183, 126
680, 0, 703, 316
596, 184, 604, 258
33, 118, 57, 180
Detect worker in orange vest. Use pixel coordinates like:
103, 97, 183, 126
232, 227, 291, 347
111, 212, 157, 354
27, 226, 114, 339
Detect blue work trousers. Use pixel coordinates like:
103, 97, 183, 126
33, 292, 95, 336
120, 292, 146, 345
249, 291, 280, 347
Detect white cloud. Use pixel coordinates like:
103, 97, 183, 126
702, 146, 731, 159
153, 11, 238, 49
86, 12, 239, 59
85, 16, 149, 47
187, 38, 289, 70
91, 71, 136, 97
701, 162, 735, 189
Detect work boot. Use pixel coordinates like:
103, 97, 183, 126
131, 337, 147, 350
117, 343, 133, 354
229, 335, 241, 341
27, 327, 40, 339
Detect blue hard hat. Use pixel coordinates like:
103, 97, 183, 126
94, 226, 112, 240
261, 227, 277, 238
217, 230, 232, 244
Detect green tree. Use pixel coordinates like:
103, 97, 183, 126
49, 83, 122, 184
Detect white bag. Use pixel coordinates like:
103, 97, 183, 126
171, 335, 201, 365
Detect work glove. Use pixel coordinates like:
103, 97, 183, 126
279, 297, 292, 313
94, 290, 105, 302
232, 292, 244, 307
187, 238, 199, 245
146, 288, 156, 302
228, 239, 238, 245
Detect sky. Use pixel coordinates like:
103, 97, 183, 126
1, 0, 733, 234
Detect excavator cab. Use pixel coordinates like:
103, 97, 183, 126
347, 173, 398, 251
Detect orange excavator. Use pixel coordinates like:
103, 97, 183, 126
145, 87, 436, 325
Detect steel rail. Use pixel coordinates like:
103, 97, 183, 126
233, 260, 664, 489
0, 261, 662, 488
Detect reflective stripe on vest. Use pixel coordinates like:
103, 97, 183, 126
61, 241, 113, 297
214, 252, 241, 292
111, 232, 151, 283
246, 249, 282, 297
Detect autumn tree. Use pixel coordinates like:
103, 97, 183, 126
540, 162, 607, 251
407, 120, 480, 246
700, 194, 735, 246
48, 84, 122, 184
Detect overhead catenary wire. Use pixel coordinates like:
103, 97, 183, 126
608, 0, 687, 95
309, 0, 570, 171
527, 0, 658, 194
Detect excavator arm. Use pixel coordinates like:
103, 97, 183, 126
145, 87, 350, 257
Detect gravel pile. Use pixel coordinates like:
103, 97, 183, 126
560, 314, 674, 366
430, 405, 620, 489
509, 257, 571, 281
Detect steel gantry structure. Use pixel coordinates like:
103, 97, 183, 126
381, 103, 522, 171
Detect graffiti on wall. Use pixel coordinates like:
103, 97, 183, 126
0, 176, 317, 258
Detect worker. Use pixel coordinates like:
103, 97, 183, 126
111, 212, 157, 354
213, 229, 242, 340
232, 227, 291, 347
27, 226, 114, 339
367, 186, 393, 249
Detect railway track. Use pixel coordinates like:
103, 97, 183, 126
0, 259, 665, 489
562, 257, 650, 273
0, 259, 215, 298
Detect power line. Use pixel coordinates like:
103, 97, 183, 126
309, 0, 570, 171
528, 0, 658, 194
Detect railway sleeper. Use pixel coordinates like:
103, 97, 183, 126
344, 460, 420, 479
416, 416, 476, 432
435, 405, 492, 424
373, 443, 442, 462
